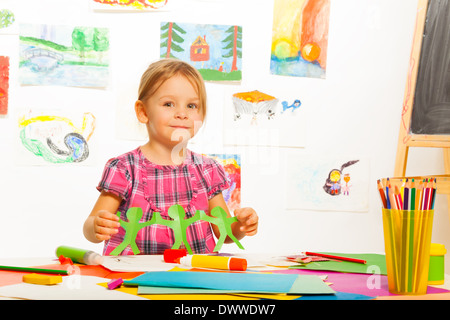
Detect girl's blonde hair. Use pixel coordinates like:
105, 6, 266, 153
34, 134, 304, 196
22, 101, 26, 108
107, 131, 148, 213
138, 59, 207, 118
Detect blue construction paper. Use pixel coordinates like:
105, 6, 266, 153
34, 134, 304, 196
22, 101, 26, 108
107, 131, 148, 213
295, 291, 375, 300
125, 271, 333, 294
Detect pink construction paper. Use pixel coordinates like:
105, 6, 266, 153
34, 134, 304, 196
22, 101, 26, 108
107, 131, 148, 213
271, 269, 449, 297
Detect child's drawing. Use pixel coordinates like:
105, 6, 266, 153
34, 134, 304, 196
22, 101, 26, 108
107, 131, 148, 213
17, 110, 96, 165
160, 22, 242, 82
323, 160, 359, 196
19, 24, 109, 88
92, 0, 168, 11
0, 56, 9, 115
281, 99, 302, 113
271, 0, 330, 79
232, 90, 279, 123
205, 154, 241, 211
286, 155, 369, 212
224, 88, 307, 147
0, 9, 16, 34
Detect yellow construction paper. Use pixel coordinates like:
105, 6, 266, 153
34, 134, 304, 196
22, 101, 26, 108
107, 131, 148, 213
97, 282, 258, 300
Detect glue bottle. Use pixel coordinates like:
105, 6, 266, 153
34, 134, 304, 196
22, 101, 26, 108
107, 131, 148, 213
56, 246, 103, 265
177, 255, 247, 271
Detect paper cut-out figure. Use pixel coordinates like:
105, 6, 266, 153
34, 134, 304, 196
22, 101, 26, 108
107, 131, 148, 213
153, 204, 200, 254
200, 207, 244, 252
110, 207, 156, 255
109, 204, 245, 256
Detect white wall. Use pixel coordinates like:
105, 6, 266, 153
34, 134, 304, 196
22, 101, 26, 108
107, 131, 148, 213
1, 0, 449, 272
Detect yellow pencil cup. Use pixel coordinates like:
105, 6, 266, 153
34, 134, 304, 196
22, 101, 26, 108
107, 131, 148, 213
428, 243, 446, 285
382, 209, 434, 295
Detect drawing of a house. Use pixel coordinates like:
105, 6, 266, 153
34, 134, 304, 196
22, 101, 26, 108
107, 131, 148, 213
190, 35, 209, 61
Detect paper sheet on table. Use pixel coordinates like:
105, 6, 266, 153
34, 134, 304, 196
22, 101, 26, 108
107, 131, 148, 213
0, 276, 145, 300
101, 254, 266, 272
101, 255, 174, 272
125, 271, 335, 295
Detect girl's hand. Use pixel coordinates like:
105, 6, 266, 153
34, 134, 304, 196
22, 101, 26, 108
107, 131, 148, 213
234, 207, 258, 236
93, 210, 120, 241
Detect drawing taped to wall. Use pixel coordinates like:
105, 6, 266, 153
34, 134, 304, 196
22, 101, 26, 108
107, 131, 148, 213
232, 90, 279, 122
232, 90, 303, 122
160, 22, 242, 82
91, 0, 168, 11
205, 154, 241, 212
224, 88, 306, 147
17, 110, 96, 165
322, 160, 359, 196
19, 24, 110, 88
0, 56, 9, 115
271, 0, 330, 79
286, 155, 369, 212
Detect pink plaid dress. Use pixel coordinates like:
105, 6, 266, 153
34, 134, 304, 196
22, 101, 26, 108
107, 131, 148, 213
97, 147, 230, 255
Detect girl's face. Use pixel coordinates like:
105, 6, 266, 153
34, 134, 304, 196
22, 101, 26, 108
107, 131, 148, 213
136, 74, 204, 148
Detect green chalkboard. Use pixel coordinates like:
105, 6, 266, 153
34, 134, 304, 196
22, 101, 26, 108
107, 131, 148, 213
410, 0, 450, 135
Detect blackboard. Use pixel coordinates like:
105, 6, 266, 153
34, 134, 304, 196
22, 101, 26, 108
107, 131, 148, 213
410, 0, 450, 135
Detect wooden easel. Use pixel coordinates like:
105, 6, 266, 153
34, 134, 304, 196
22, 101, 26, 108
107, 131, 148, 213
393, 0, 450, 206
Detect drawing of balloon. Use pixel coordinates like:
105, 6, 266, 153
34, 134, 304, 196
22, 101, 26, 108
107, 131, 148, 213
18, 112, 96, 164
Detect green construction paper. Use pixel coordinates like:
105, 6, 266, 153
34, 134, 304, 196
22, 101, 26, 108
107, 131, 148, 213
288, 274, 336, 295
110, 205, 244, 256
289, 252, 387, 275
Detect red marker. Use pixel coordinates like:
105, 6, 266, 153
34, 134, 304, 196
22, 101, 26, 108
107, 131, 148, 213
304, 252, 366, 264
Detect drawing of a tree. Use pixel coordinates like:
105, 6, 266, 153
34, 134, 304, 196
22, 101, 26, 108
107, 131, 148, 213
93, 28, 109, 64
72, 27, 89, 59
222, 26, 242, 72
160, 22, 186, 59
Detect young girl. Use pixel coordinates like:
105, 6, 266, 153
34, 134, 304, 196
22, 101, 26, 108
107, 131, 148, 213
83, 59, 258, 255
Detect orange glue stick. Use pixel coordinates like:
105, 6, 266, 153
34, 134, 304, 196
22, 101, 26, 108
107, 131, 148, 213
177, 255, 247, 271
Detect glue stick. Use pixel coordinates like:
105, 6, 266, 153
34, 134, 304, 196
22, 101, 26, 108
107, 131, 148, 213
56, 246, 103, 265
177, 255, 247, 271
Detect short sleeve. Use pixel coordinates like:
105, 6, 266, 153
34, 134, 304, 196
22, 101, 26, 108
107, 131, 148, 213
96, 157, 131, 199
203, 157, 231, 199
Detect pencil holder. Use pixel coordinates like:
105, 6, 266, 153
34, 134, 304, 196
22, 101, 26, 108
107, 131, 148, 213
382, 209, 434, 295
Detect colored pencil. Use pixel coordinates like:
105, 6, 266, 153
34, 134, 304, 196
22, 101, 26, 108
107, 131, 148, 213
377, 179, 388, 209
0, 265, 70, 275
400, 179, 406, 206
407, 179, 415, 292
431, 178, 437, 209
304, 252, 366, 264
388, 182, 397, 210
403, 180, 409, 210
394, 186, 403, 210
386, 178, 391, 210
415, 180, 423, 211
